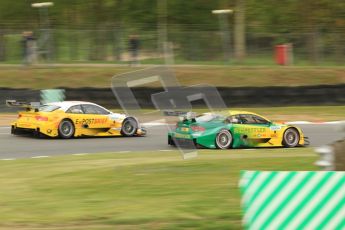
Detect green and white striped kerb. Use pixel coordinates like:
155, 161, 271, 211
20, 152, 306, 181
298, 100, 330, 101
239, 171, 345, 230
41, 89, 65, 104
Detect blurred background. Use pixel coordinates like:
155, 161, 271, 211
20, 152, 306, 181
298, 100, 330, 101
0, 0, 344, 65
0, 2, 344, 229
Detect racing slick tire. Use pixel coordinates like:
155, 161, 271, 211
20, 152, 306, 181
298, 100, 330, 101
215, 129, 233, 149
168, 135, 176, 146
282, 128, 300, 148
58, 119, 75, 139
121, 117, 138, 137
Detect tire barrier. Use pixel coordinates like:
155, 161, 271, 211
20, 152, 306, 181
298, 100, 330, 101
1, 84, 345, 112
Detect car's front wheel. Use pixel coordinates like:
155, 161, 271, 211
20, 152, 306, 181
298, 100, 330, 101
58, 119, 75, 139
282, 128, 300, 147
121, 117, 138, 137
215, 129, 232, 149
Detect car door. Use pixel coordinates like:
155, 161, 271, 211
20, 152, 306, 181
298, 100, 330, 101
78, 104, 111, 129
65, 105, 86, 129
235, 114, 273, 145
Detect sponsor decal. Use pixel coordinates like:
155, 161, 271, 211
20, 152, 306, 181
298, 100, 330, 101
174, 133, 191, 139
181, 127, 189, 132
235, 127, 266, 134
75, 118, 107, 125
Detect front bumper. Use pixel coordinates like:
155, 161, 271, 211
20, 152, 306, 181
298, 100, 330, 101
136, 127, 147, 136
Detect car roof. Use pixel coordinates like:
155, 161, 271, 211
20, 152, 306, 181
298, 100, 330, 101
229, 110, 258, 116
228, 110, 270, 121
45, 101, 99, 112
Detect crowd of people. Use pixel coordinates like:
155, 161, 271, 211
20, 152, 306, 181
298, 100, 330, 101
20, 32, 141, 66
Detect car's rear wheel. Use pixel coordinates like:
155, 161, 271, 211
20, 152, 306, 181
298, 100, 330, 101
168, 135, 176, 146
58, 119, 75, 139
282, 128, 300, 147
121, 117, 138, 137
11, 126, 17, 135
215, 129, 232, 149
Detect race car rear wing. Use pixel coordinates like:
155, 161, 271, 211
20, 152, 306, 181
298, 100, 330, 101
163, 110, 197, 122
6, 100, 41, 111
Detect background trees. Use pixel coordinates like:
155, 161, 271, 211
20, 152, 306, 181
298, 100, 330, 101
0, 0, 343, 64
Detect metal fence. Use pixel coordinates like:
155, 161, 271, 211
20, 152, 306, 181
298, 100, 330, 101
0, 27, 343, 65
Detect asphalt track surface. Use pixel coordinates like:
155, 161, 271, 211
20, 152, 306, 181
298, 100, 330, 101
0, 124, 343, 159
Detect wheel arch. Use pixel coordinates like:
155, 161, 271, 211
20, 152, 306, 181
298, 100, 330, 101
284, 125, 302, 136
215, 128, 234, 149
60, 117, 75, 126
121, 116, 139, 136
282, 126, 301, 147
58, 118, 76, 138
123, 116, 140, 128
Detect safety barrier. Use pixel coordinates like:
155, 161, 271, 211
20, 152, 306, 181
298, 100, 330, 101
1, 84, 345, 111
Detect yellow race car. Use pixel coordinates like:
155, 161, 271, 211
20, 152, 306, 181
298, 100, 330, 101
7, 100, 146, 138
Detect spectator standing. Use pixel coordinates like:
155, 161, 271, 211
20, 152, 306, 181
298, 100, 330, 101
128, 35, 140, 66
22, 31, 37, 65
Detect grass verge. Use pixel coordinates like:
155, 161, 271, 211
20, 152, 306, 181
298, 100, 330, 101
0, 148, 318, 229
0, 66, 343, 89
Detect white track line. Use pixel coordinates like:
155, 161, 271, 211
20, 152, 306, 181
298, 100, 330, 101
325, 121, 345, 125
286, 121, 313, 125
142, 122, 166, 127
159, 149, 173, 152
73, 153, 89, 156
117, 151, 130, 153
31, 156, 49, 159
286, 121, 345, 125
1, 158, 16, 161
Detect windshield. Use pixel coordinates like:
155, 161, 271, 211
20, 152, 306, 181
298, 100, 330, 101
39, 105, 60, 112
196, 114, 225, 122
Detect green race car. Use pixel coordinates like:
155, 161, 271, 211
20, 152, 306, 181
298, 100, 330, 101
168, 110, 306, 149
